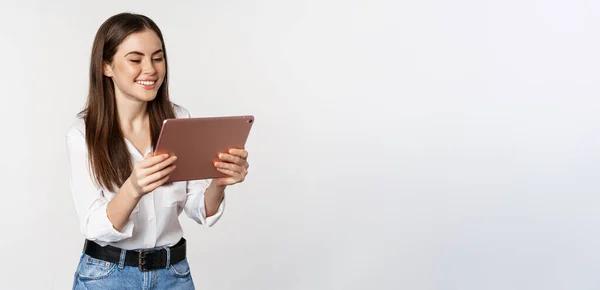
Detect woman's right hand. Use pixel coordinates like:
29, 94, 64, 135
128, 153, 178, 198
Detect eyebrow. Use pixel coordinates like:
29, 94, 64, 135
125, 49, 164, 57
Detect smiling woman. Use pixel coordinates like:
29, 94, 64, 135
66, 12, 250, 290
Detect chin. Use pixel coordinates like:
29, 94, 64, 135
135, 88, 161, 102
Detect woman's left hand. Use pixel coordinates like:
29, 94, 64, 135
212, 148, 250, 186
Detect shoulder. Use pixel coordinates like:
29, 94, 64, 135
172, 103, 192, 119
65, 116, 87, 152
66, 116, 86, 140
65, 103, 190, 140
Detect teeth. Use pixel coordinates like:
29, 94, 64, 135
136, 80, 155, 85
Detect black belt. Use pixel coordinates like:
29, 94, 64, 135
83, 238, 186, 272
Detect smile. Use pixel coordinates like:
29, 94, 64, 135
136, 80, 156, 85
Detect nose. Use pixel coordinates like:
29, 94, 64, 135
142, 58, 157, 75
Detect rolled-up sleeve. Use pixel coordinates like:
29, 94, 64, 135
183, 179, 226, 227
66, 126, 134, 242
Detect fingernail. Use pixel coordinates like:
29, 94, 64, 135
219, 154, 224, 158
173, 156, 178, 160
163, 154, 169, 158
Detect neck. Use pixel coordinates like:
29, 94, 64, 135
115, 91, 148, 133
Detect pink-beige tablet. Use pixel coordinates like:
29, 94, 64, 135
154, 115, 254, 182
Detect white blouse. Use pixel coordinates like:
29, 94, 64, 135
65, 105, 225, 250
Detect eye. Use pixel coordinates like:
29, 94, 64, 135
153, 58, 164, 62
129, 60, 141, 64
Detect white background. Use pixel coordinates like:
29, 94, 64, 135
1, 0, 599, 289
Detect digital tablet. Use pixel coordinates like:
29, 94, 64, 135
153, 115, 254, 182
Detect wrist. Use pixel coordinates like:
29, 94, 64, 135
208, 180, 227, 192
123, 178, 143, 200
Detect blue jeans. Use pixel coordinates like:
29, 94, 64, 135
72, 249, 195, 289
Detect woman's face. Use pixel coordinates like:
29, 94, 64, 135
104, 29, 166, 103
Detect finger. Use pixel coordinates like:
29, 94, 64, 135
139, 153, 171, 169
215, 167, 242, 181
140, 164, 176, 186
218, 153, 246, 167
143, 156, 177, 176
228, 148, 248, 160
214, 161, 245, 174
145, 174, 171, 192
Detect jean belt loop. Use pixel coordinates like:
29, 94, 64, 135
165, 246, 171, 268
118, 248, 127, 269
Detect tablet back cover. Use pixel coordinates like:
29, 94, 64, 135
154, 115, 254, 182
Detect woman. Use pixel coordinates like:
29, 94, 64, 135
66, 12, 249, 289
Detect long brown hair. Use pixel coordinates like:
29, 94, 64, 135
80, 13, 176, 192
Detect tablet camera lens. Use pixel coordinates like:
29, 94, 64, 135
249, 119, 253, 123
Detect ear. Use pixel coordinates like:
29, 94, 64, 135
103, 62, 114, 77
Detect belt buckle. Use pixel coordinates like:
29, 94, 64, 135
138, 250, 154, 272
